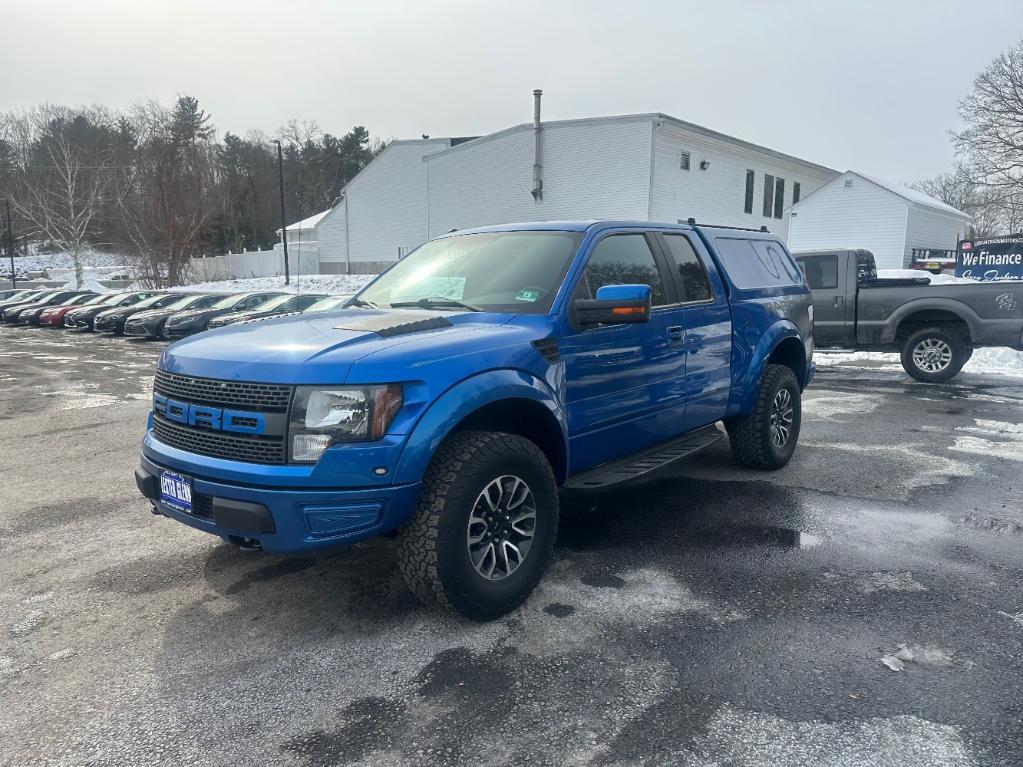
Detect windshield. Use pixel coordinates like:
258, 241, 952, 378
305, 296, 348, 313
164, 295, 205, 311
130, 293, 170, 310
212, 293, 246, 309
81, 294, 109, 306
356, 231, 584, 313
251, 294, 294, 312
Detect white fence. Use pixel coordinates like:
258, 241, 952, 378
187, 244, 321, 284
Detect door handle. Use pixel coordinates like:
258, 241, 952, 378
667, 325, 685, 338
833, 296, 844, 308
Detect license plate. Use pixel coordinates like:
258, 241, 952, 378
160, 471, 193, 513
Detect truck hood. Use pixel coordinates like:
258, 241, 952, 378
158, 308, 520, 384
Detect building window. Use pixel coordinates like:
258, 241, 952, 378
774, 177, 785, 219
762, 174, 775, 217
680, 150, 691, 171
793, 182, 801, 204
744, 170, 755, 214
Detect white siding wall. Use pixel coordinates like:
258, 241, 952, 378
903, 206, 968, 262
346, 139, 451, 264
315, 204, 347, 265
425, 118, 653, 237
650, 121, 837, 242
787, 175, 910, 270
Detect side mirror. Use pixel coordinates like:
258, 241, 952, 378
574, 284, 652, 326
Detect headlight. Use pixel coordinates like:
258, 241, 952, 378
288, 384, 403, 463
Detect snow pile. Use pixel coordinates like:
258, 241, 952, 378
169, 274, 375, 295
0, 251, 128, 280
876, 269, 975, 285
816, 347, 1023, 376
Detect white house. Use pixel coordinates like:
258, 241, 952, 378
787, 171, 971, 269
270, 108, 838, 275
423, 113, 837, 245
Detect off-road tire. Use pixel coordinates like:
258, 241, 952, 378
726, 363, 801, 470
900, 326, 968, 383
396, 430, 558, 621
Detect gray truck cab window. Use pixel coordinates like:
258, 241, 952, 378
662, 234, 712, 302
797, 255, 838, 290
582, 234, 667, 306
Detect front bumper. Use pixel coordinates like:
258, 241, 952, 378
124, 320, 161, 338
138, 432, 421, 553
161, 324, 201, 340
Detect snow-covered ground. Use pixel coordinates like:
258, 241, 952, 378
167, 274, 375, 295
816, 347, 1023, 376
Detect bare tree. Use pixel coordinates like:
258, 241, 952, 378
6, 105, 116, 287
954, 39, 1023, 195
115, 98, 219, 286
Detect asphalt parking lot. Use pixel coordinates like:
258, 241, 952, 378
1, 326, 1022, 767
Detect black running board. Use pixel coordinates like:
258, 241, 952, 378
565, 425, 723, 490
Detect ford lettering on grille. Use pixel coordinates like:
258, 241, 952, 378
153, 393, 266, 435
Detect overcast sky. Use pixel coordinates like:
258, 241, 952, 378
2, 0, 1020, 182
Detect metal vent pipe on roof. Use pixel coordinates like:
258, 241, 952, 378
531, 89, 543, 201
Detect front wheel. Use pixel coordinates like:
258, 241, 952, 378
900, 326, 968, 383
396, 431, 559, 621
726, 363, 801, 470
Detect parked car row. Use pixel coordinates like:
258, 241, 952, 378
0, 287, 342, 340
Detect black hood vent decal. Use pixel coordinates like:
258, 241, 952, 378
335, 311, 454, 337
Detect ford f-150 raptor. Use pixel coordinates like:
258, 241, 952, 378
135, 220, 815, 619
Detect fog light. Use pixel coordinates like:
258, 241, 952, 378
291, 433, 332, 462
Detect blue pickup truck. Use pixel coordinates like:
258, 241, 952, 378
135, 221, 814, 619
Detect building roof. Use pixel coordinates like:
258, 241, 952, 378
283, 209, 331, 232
851, 172, 968, 217
792, 171, 969, 219
422, 112, 837, 175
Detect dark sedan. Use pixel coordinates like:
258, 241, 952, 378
2, 290, 89, 323
161, 291, 285, 339
122, 294, 222, 339
94, 292, 182, 335
64, 291, 158, 331
18, 292, 98, 325
206, 293, 328, 329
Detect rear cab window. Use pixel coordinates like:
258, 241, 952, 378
714, 237, 804, 290
661, 234, 713, 302
795, 255, 839, 290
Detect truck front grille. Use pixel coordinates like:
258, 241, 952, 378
152, 415, 286, 464
154, 370, 293, 412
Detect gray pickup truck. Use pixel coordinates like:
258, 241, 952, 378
794, 249, 1023, 382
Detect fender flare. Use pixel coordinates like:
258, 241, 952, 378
392, 368, 569, 485
880, 297, 981, 344
737, 320, 804, 413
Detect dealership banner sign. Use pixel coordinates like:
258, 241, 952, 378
957, 234, 1023, 281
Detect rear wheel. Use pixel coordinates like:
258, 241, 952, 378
900, 326, 968, 383
397, 430, 558, 621
726, 364, 801, 470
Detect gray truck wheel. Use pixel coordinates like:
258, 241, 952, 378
900, 326, 968, 383
726, 363, 801, 470
396, 430, 558, 621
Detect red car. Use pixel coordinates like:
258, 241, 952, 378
38, 294, 114, 328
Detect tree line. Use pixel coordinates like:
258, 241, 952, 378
911, 38, 1023, 238
0, 96, 379, 286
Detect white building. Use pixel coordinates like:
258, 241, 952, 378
273, 109, 838, 274
787, 171, 971, 269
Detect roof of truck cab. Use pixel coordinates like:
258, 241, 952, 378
437, 220, 703, 236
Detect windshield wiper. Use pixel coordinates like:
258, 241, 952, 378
390, 297, 483, 312
347, 297, 378, 308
